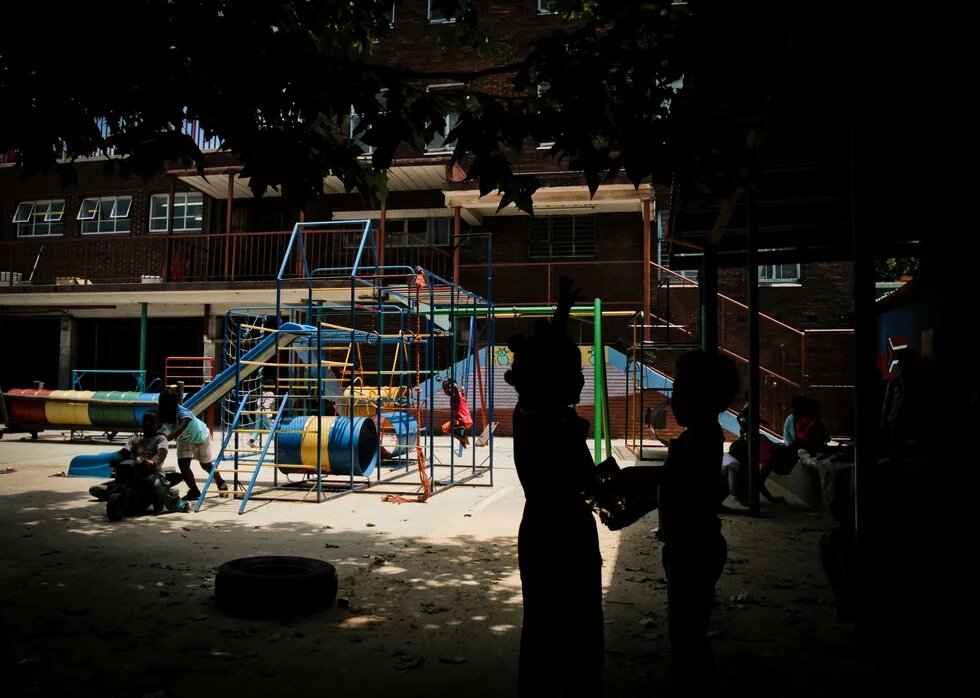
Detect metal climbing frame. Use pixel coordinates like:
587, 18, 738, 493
196, 220, 495, 512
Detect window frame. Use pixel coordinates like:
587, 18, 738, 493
383, 218, 455, 248
535, 82, 556, 150
528, 215, 598, 259
149, 192, 205, 233
77, 195, 133, 235
428, 0, 469, 24
13, 199, 67, 238
758, 262, 802, 285
425, 83, 464, 153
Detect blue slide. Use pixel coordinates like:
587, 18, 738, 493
181, 326, 303, 416
69, 325, 310, 477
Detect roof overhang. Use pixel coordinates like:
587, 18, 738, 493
444, 183, 654, 225
0, 283, 354, 319
176, 164, 448, 200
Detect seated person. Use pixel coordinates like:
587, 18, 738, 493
783, 395, 807, 446
794, 397, 830, 453
725, 437, 786, 506
89, 410, 177, 512
760, 396, 831, 477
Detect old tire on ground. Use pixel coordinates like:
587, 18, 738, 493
215, 556, 338, 617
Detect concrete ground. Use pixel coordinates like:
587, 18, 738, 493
0, 432, 877, 697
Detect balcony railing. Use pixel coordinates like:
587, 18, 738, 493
0, 227, 450, 286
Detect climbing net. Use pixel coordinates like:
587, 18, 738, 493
221, 312, 274, 431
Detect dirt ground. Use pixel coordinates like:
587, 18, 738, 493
0, 434, 878, 697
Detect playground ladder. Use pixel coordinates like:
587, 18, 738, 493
195, 391, 291, 514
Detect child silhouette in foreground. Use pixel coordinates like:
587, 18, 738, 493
608, 351, 739, 691
506, 277, 603, 697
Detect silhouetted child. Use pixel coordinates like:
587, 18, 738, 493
159, 387, 227, 501
506, 276, 603, 697
609, 351, 739, 690
441, 378, 473, 448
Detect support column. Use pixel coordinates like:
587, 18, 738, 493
223, 174, 234, 279
453, 206, 462, 287
201, 306, 221, 432
642, 197, 652, 344
852, 180, 878, 634
201, 307, 221, 369
746, 196, 761, 517
700, 244, 719, 351
139, 302, 148, 373
378, 201, 386, 270
58, 317, 79, 389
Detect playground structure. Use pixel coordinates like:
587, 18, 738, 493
191, 220, 498, 512
1, 218, 679, 513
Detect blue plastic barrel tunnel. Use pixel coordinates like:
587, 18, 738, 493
276, 416, 379, 478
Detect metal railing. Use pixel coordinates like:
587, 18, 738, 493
0, 226, 450, 286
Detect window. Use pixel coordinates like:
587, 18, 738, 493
425, 112, 461, 153
13, 200, 65, 237
428, 0, 468, 23
350, 93, 388, 156
425, 84, 463, 153
350, 107, 374, 155
149, 192, 204, 232
529, 215, 597, 258
759, 262, 801, 284
384, 218, 454, 247
535, 82, 556, 149
77, 196, 132, 234
537, 0, 553, 14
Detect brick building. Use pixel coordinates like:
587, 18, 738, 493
0, 1, 855, 437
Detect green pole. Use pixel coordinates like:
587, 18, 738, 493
139, 302, 148, 377
593, 297, 603, 463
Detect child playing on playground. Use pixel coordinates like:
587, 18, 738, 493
441, 378, 473, 448
248, 390, 275, 448
606, 350, 739, 691
506, 276, 604, 697
158, 387, 228, 501
89, 410, 174, 509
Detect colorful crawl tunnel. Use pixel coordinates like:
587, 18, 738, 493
3, 389, 160, 429
43, 391, 96, 425
276, 416, 379, 478
89, 392, 144, 426
4, 389, 52, 426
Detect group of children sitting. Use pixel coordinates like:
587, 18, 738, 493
89, 387, 228, 518
722, 393, 831, 507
